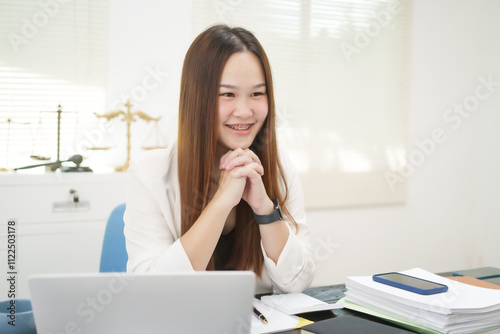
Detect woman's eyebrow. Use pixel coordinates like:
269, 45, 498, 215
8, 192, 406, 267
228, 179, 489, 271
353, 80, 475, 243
219, 83, 266, 89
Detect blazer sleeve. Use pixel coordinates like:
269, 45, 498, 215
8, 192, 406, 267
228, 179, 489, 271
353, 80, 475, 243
261, 149, 317, 293
123, 148, 194, 273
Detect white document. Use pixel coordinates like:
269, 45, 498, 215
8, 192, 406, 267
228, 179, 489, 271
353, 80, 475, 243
261, 292, 342, 315
251, 298, 302, 334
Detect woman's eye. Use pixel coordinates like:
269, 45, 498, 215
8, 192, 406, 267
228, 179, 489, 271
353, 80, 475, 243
251, 92, 265, 97
219, 92, 234, 97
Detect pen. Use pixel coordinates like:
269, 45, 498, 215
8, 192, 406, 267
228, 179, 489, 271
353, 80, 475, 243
253, 307, 268, 324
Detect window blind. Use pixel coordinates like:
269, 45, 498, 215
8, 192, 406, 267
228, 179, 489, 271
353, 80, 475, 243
0, 0, 108, 171
194, 0, 412, 208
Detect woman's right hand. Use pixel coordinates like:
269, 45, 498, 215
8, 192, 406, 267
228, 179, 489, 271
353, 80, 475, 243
180, 162, 247, 271
213, 167, 247, 209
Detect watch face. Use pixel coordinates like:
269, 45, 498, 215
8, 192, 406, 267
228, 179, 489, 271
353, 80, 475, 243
253, 200, 283, 224
275, 202, 283, 221
276, 204, 283, 220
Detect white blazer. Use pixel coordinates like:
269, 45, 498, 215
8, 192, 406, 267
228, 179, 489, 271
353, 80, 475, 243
124, 142, 316, 294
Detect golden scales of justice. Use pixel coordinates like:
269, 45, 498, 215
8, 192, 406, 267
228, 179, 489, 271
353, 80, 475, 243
91, 100, 167, 171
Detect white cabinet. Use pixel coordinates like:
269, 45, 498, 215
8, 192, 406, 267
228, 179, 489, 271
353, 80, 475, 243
0, 173, 126, 299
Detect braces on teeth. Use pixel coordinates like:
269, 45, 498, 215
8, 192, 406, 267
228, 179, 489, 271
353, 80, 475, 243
228, 124, 251, 130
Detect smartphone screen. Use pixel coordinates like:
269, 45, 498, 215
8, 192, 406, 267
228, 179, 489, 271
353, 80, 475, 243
373, 272, 448, 294
376, 273, 444, 289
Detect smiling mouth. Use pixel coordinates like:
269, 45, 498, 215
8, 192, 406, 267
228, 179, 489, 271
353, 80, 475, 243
226, 124, 253, 130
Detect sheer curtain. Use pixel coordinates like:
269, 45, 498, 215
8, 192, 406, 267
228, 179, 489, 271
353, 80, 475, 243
193, 0, 412, 208
0, 0, 108, 171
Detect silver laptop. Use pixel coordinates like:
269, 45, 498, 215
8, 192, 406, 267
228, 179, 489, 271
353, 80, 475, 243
29, 271, 255, 334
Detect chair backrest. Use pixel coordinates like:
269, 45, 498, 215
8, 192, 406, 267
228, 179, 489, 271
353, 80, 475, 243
99, 203, 128, 272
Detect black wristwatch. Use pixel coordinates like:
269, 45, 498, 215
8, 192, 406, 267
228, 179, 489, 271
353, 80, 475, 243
253, 199, 283, 225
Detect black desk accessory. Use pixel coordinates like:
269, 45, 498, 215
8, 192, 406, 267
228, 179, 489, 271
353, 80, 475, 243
14, 154, 92, 172
301, 315, 416, 334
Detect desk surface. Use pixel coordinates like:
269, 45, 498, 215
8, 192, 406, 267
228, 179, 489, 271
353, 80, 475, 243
259, 283, 416, 333
302, 283, 416, 332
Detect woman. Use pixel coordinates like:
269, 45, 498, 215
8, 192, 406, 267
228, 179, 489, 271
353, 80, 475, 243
124, 25, 316, 293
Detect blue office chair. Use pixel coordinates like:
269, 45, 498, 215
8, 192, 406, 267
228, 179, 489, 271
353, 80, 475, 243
99, 203, 128, 272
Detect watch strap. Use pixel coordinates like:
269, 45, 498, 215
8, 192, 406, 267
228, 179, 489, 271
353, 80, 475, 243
253, 199, 283, 225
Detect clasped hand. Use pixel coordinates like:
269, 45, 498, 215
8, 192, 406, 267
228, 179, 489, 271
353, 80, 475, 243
216, 148, 273, 215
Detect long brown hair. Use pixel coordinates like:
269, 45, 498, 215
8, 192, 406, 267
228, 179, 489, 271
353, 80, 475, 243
178, 25, 296, 277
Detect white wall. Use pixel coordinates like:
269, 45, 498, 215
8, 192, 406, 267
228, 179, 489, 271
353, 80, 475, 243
107, 0, 500, 286
308, 0, 500, 285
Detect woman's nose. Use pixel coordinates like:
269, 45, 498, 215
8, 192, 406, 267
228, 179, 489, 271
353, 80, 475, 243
233, 98, 253, 117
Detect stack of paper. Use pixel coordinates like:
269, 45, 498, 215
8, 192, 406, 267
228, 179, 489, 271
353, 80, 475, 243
343, 268, 500, 334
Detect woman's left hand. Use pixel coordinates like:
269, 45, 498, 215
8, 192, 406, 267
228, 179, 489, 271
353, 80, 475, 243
219, 148, 274, 215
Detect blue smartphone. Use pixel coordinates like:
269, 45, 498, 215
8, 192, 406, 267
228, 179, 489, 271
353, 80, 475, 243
373, 272, 448, 295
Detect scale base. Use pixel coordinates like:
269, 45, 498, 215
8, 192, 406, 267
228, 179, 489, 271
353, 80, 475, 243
61, 166, 93, 173
115, 161, 129, 172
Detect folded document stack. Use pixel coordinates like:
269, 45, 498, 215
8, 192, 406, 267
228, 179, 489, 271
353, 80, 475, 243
343, 268, 500, 334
